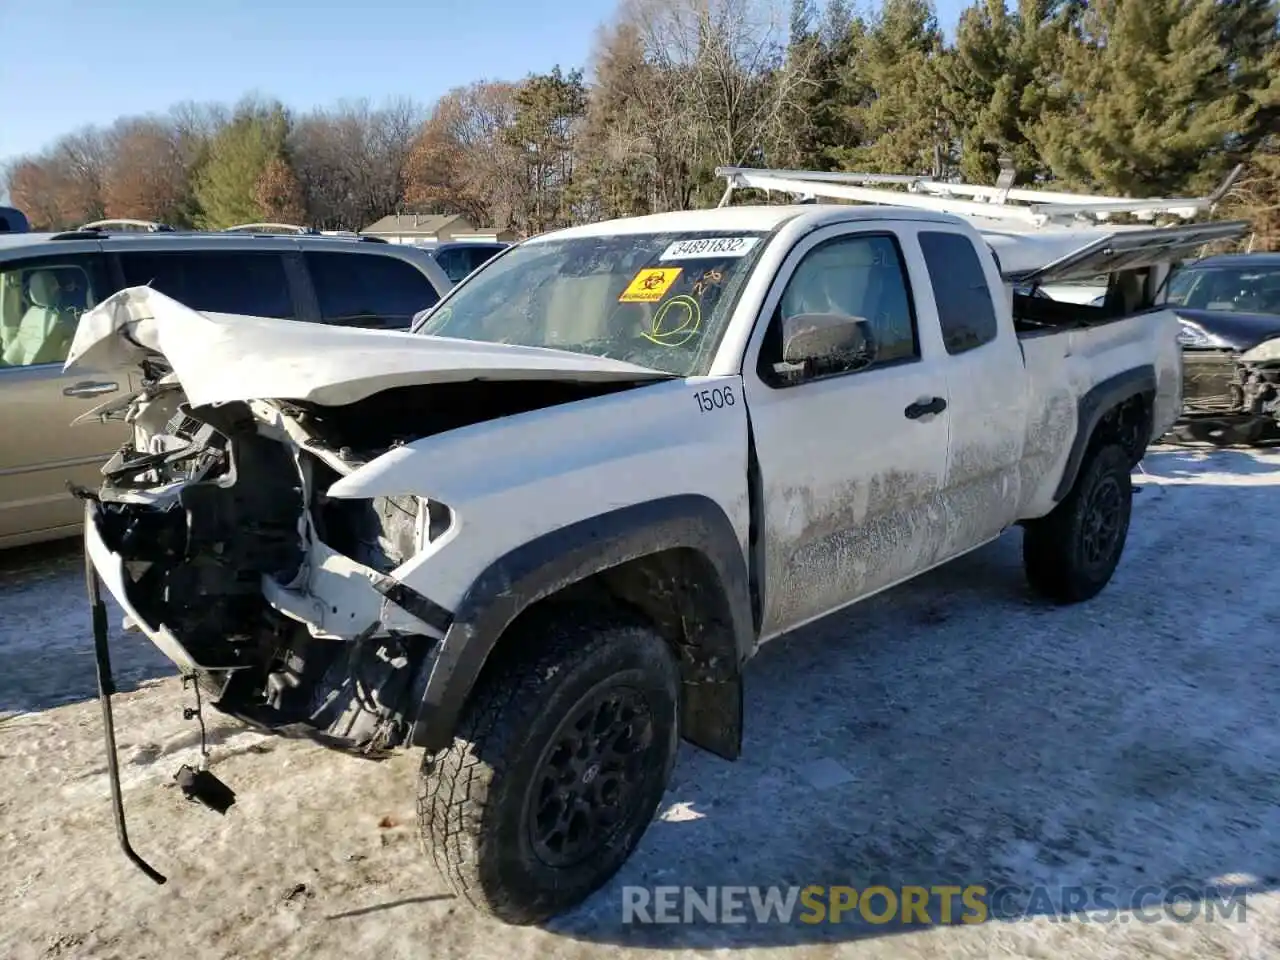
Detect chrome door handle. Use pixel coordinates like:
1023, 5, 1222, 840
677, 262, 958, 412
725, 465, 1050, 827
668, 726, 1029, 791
63, 380, 119, 399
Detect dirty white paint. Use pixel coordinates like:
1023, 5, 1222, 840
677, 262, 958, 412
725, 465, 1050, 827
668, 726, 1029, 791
732, 217, 1181, 644
744, 350, 950, 638
74, 212, 1185, 679
337, 374, 753, 614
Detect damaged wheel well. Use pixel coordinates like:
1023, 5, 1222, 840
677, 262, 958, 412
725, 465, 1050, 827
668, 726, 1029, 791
409, 495, 752, 761
1052, 366, 1156, 502
474, 549, 744, 760
1090, 391, 1153, 467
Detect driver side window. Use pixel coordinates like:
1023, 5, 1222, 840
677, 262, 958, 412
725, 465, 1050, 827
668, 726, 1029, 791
757, 232, 919, 385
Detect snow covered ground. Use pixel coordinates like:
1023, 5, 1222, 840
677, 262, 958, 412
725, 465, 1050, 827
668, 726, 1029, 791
2, 443, 1279, 960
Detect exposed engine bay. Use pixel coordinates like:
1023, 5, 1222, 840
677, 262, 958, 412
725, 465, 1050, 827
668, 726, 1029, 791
85, 357, 641, 754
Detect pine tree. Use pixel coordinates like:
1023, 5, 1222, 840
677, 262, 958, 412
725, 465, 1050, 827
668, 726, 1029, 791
941, 0, 1069, 183
790, 0, 817, 44
1026, 0, 1271, 196
775, 3, 865, 170
1215, 0, 1280, 162
505, 66, 588, 233
832, 0, 952, 175
193, 100, 294, 228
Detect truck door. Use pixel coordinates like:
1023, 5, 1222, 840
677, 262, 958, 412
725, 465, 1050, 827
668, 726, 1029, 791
913, 227, 1029, 557
740, 225, 952, 641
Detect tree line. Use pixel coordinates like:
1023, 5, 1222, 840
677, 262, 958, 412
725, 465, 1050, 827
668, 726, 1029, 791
7, 0, 1280, 248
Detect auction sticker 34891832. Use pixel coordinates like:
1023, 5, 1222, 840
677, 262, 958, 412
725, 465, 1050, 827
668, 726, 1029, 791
659, 236, 761, 260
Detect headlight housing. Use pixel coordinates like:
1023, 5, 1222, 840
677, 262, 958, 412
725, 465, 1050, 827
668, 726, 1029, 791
415, 497, 455, 548
1177, 319, 1232, 349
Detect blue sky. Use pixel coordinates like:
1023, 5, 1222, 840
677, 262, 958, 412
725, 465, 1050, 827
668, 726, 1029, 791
0, 0, 969, 164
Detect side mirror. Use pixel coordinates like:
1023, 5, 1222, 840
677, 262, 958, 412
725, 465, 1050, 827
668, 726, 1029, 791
773, 312, 877, 382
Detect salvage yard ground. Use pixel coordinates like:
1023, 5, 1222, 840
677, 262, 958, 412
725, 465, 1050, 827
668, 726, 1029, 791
2, 444, 1279, 960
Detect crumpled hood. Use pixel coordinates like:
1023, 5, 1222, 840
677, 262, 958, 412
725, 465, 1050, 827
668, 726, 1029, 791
65, 286, 672, 408
1173, 307, 1280, 352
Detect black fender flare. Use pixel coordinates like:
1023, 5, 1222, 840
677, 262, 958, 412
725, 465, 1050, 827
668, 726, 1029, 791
1052, 365, 1156, 502
408, 494, 753, 753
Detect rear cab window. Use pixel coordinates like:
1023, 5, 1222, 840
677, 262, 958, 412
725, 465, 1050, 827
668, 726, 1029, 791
917, 231, 999, 354
0, 253, 107, 368
304, 251, 441, 329
119, 251, 296, 319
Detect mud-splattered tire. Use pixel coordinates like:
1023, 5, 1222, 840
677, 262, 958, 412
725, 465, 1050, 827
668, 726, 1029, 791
1022, 443, 1133, 604
416, 614, 680, 925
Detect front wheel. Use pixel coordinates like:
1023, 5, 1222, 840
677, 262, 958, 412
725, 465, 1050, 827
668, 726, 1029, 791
1022, 443, 1134, 604
417, 615, 680, 925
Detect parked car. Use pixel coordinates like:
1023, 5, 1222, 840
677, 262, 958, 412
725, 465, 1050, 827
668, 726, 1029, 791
0, 226, 452, 548
74, 182, 1241, 922
411, 242, 513, 325
1158, 252, 1280, 444
426, 240, 510, 283
0, 206, 31, 233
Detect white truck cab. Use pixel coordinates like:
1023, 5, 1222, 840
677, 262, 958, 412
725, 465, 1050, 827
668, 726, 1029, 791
69, 170, 1248, 924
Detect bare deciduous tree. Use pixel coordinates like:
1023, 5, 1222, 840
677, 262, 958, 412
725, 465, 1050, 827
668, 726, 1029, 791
403, 81, 523, 229
253, 155, 307, 224
103, 117, 190, 224
289, 98, 426, 230
588, 0, 819, 211
51, 127, 109, 224
6, 159, 65, 230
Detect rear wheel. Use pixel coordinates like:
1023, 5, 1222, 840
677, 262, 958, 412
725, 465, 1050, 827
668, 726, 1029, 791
1023, 443, 1133, 604
417, 614, 680, 925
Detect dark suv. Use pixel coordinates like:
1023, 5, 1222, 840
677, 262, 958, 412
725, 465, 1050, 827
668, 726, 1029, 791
427, 241, 510, 284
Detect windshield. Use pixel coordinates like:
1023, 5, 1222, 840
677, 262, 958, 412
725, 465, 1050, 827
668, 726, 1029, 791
1160, 263, 1280, 315
411, 231, 770, 376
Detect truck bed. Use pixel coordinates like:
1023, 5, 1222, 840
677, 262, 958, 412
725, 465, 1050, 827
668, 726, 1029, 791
1011, 304, 1184, 521
1012, 291, 1125, 336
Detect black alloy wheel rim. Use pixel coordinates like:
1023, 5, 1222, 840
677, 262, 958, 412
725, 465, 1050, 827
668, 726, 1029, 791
1081, 474, 1124, 567
527, 684, 656, 869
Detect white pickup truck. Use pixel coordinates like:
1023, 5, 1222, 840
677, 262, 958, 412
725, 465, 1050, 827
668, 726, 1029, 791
69, 186, 1245, 923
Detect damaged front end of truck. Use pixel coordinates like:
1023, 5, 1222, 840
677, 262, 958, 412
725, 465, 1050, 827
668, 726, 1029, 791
83, 381, 449, 757
67, 286, 671, 879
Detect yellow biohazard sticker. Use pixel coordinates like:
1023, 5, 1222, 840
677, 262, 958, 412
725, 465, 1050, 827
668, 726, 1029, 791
619, 267, 682, 303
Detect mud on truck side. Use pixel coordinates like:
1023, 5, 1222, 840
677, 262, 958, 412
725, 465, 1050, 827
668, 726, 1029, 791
72, 177, 1247, 924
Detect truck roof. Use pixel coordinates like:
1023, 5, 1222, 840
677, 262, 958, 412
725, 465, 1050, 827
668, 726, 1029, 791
527, 203, 1248, 284
532, 204, 982, 242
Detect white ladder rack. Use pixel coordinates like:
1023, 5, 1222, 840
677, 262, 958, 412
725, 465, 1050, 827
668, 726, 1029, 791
714, 164, 1243, 229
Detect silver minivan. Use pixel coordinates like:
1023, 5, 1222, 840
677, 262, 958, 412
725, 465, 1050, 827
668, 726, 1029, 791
0, 226, 453, 548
